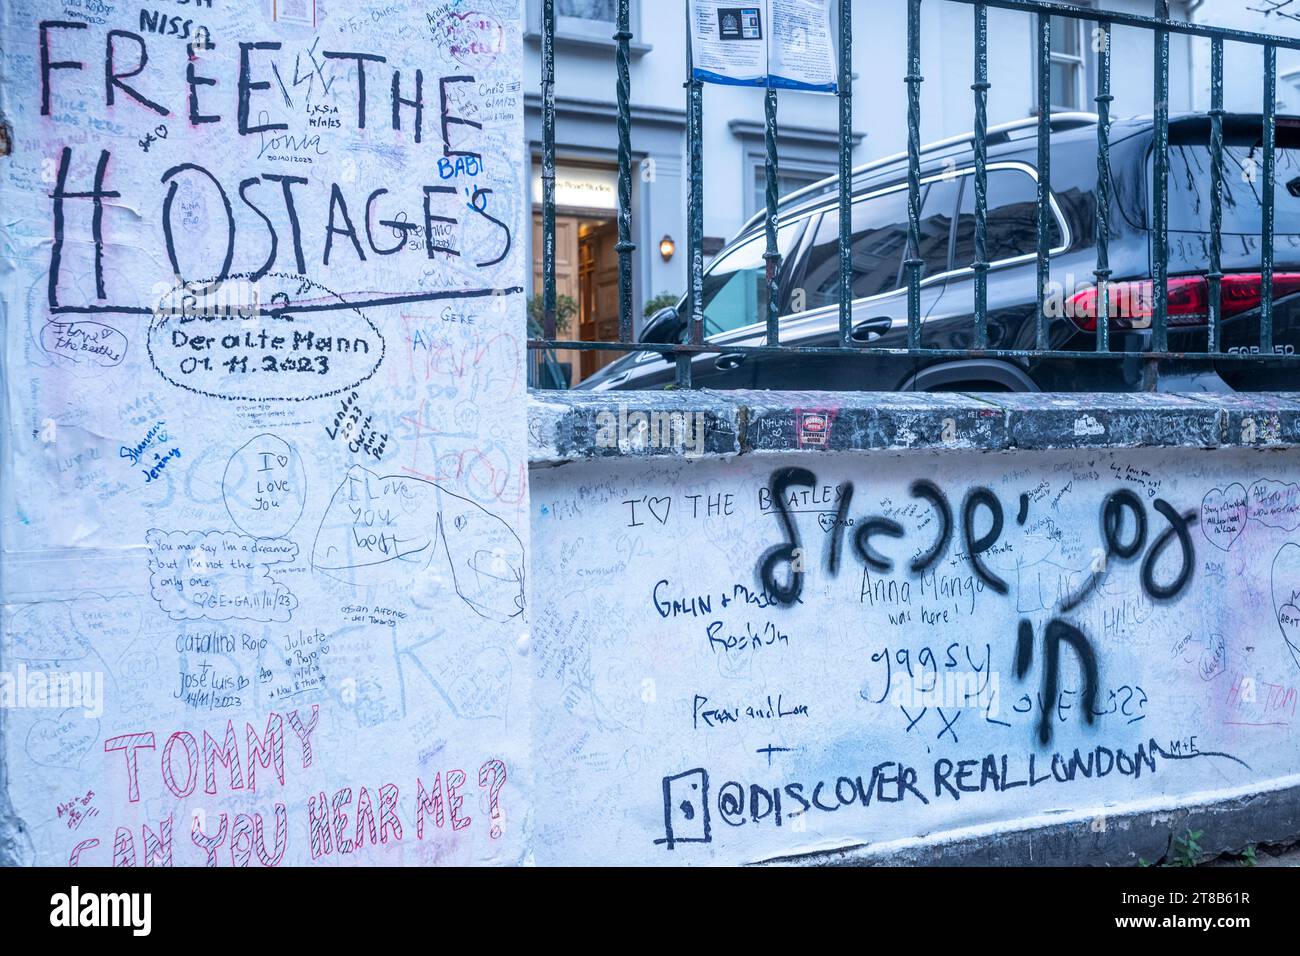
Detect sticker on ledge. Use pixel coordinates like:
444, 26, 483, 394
797, 410, 835, 448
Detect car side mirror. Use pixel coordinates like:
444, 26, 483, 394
639, 305, 686, 347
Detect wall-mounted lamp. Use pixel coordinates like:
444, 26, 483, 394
659, 235, 676, 262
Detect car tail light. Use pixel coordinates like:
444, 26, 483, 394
1219, 273, 1300, 314
1067, 273, 1300, 333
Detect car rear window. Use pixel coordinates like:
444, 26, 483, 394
952, 167, 1063, 266
1165, 143, 1300, 235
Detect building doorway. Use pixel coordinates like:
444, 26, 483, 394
531, 162, 623, 385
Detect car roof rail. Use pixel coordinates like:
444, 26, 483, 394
740, 111, 1099, 234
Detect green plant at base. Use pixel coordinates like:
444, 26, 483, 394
1170, 829, 1204, 867
1140, 828, 1208, 867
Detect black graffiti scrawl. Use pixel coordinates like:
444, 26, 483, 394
755, 467, 1197, 746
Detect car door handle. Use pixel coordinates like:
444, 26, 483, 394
851, 316, 894, 343
714, 353, 746, 371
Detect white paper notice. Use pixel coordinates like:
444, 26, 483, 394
768, 0, 837, 92
689, 0, 837, 92
690, 1, 770, 86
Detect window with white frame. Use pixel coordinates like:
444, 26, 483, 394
547, 0, 619, 42
527, 0, 649, 54
1282, 69, 1300, 113
559, 0, 615, 21
1047, 14, 1086, 112
731, 120, 855, 222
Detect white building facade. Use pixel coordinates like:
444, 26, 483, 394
1187, 0, 1300, 112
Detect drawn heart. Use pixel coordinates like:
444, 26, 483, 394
1201, 483, 1247, 551
647, 496, 671, 525
8, 602, 90, 661
26, 708, 100, 769
440, 11, 504, 70
70, 592, 142, 650
817, 512, 837, 533
1270, 542, 1300, 671
402, 473, 441, 518
1279, 604, 1300, 668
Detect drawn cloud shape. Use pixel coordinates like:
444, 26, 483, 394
1248, 479, 1300, 532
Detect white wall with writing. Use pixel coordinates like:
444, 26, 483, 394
0, 0, 529, 865
530, 447, 1300, 865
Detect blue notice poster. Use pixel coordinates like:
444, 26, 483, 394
689, 0, 838, 93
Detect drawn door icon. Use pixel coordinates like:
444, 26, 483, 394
655, 768, 711, 850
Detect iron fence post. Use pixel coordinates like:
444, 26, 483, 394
906, 0, 924, 351
1094, 19, 1112, 353
1035, 12, 1050, 351
1263, 43, 1277, 355
683, 0, 704, 388
615, 0, 636, 344
541, 0, 557, 343
1208, 36, 1224, 353
838, 0, 853, 347
1152, 0, 1170, 355
765, 87, 781, 347
973, 2, 990, 349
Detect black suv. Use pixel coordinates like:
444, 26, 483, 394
579, 112, 1300, 393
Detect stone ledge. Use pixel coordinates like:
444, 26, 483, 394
753, 778, 1300, 867
528, 390, 1300, 465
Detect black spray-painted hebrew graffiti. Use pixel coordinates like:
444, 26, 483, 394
755, 467, 1197, 746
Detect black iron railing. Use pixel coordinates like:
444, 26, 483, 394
530, 0, 1300, 389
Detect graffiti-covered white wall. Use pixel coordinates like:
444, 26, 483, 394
4, 0, 1300, 870
0, 0, 530, 865
530, 440, 1300, 865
